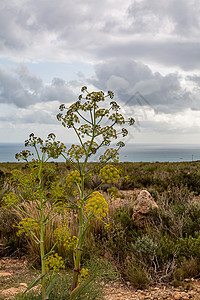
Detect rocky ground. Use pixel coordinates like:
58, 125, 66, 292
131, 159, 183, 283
103, 280, 200, 300
0, 258, 200, 300
0, 258, 32, 299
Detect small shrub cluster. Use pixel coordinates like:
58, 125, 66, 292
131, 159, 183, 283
81, 182, 200, 288
118, 161, 200, 194
15, 272, 103, 300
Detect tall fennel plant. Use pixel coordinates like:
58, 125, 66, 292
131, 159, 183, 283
57, 86, 135, 299
2, 133, 67, 300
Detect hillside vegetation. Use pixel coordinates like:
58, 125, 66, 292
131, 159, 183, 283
0, 160, 200, 294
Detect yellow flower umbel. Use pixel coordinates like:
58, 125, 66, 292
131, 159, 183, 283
99, 165, 120, 184
85, 191, 108, 220
78, 268, 90, 284
54, 225, 78, 250
45, 252, 65, 273
16, 218, 39, 237
66, 170, 81, 188
2, 192, 20, 208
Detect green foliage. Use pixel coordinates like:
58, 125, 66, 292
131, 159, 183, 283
15, 272, 103, 300
86, 256, 119, 282
178, 232, 200, 260
113, 208, 135, 236
55, 86, 134, 297
173, 257, 200, 283
125, 260, 150, 289
1, 133, 69, 299
116, 161, 200, 194
182, 204, 200, 235
156, 234, 178, 265
132, 235, 157, 264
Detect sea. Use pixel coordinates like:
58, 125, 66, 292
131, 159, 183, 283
0, 143, 200, 163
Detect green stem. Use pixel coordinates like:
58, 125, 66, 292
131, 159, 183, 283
37, 160, 46, 300
73, 125, 86, 151
29, 230, 40, 244
71, 207, 83, 292
83, 182, 103, 202
77, 110, 92, 125
13, 205, 38, 222
71, 103, 97, 293
44, 212, 58, 225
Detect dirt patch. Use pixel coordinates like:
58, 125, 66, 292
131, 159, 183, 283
0, 258, 36, 299
104, 280, 200, 300
0, 258, 200, 300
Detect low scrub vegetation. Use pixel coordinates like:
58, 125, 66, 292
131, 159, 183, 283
0, 160, 200, 294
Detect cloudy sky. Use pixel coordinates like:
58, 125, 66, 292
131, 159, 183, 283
1, 0, 200, 145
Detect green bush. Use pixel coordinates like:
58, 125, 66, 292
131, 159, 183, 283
124, 260, 150, 289
178, 232, 200, 260
182, 204, 200, 236
156, 234, 177, 265
15, 272, 103, 300
132, 235, 157, 265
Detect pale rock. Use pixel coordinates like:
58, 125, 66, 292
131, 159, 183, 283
132, 190, 158, 227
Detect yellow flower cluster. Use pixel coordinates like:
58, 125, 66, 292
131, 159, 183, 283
8, 169, 34, 188
99, 148, 119, 163
54, 225, 78, 250
2, 192, 20, 208
16, 218, 39, 237
109, 112, 125, 124
54, 224, 70, 241
99, 165, 120, 184
78, 268, 90, 284
85, 191, 108, 220
67, 144, 85, 161
66, 170, 81, 188
86, 91, 105, 102
104, 222, 111, 230
95, 108, 109, 118
83, 140, 98, 154
64, 236, 79, 250
45, 252, 65, 272
50, 182, 65, 200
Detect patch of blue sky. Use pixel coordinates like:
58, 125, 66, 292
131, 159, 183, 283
0, 57, 17, 68
26, 61, 95, 83
0, 58, 95, 83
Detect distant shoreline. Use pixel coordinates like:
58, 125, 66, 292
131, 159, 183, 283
0, 143, 200, 163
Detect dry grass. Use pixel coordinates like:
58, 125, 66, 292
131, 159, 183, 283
9, 202, 66, 263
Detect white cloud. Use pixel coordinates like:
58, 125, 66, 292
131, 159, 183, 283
90, 58, 194, 113
106, 75, 129, 91
0, 65, 76, 107
0, 0, 199, 71
0, 0, 200, 144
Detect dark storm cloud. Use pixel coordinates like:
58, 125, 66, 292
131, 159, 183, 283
0, 65, 75, 107
0, 66, 37, 107
14, 64, 43, 92
95, 40, 200, 71
42, 78, 75, 102
90, 59, 194, 113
